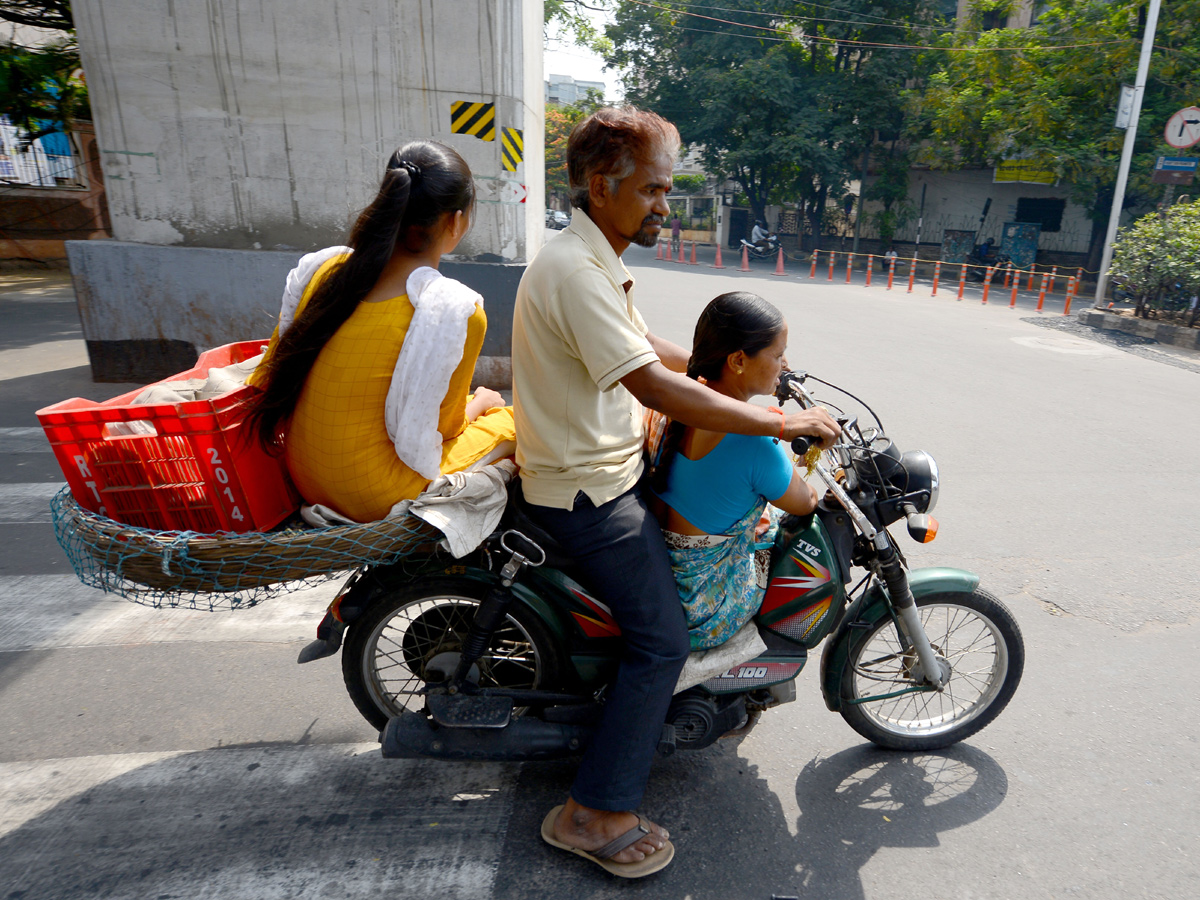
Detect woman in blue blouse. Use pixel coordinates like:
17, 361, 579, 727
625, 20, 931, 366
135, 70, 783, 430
650, 292, 820, 649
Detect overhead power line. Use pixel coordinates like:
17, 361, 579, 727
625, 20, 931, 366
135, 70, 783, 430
623, 0, 1135, 53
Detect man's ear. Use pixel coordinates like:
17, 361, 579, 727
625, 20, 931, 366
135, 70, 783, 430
588, 172, 610, 209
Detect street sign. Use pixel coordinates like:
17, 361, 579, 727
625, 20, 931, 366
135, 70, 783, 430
1152, 156, 1197, 185
1164, 107, 1200, 148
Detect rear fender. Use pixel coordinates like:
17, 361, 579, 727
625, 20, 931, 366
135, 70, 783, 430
818, 568, 980, 711
342, 563, 571, 645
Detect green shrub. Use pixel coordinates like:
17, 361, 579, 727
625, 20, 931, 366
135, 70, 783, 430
1109, 200, 1200, 324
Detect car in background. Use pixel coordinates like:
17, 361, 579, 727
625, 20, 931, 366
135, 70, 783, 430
545, 209, 569, 229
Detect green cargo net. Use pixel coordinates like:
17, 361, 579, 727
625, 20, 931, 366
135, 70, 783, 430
50, 487, 444, 611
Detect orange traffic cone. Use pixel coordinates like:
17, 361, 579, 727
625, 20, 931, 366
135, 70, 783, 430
655, 240, 663, 260
740, 244, 750, 272
712, 243, 725, 269
677, 241, 685, 264
774, 247, 786, 276
689, 241, 697, 265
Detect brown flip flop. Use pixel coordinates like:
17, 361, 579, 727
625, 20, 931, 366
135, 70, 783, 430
540, 805, 675, 878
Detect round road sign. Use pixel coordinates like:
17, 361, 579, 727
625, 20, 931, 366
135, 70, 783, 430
1164, 107, 1200, 149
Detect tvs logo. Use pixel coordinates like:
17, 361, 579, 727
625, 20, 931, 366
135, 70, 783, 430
760, 552, 831, 616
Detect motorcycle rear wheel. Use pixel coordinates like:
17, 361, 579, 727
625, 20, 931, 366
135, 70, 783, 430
839, 589, 1023, 751
342, 577, 564, 731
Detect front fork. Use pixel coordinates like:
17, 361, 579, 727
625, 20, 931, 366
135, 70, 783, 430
813, 460, 947, 690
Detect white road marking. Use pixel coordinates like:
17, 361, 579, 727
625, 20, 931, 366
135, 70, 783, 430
0, 339, 90, 380
0, 744, 516, 900
0, 574, 342, 652
0, 426, 52, 452
0, 482, 62, 523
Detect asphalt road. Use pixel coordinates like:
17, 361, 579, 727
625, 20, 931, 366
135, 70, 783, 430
1, 260, 1197, 900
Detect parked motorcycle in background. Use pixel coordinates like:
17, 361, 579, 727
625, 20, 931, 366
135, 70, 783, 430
299, 369, 1026, 760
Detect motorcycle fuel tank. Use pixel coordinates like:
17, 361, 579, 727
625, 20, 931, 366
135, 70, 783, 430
757, 516, 841, 648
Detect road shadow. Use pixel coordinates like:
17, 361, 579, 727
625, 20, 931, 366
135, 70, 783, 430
497, 740, 1008, 899
0, 742, 524, 900
0, 297, 84, 354
0, 366, 141, 426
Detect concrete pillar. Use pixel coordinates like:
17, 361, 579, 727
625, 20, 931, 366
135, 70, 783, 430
69, 0, 543, 382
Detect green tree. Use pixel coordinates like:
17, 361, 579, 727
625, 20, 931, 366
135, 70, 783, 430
1, 2, 85, 142
605, 1, 942, 247
913, 0, 1200, 272
0, 39, 88, 143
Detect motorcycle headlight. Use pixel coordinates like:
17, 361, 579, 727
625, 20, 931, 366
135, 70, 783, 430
900, 450, 939, 514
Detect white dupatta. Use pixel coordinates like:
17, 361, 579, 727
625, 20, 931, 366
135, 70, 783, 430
277, 252, 482, 480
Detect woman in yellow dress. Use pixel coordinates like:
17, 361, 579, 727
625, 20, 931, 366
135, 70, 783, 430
248, 141, 515, 522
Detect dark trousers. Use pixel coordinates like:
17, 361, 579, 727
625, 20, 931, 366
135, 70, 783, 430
521, 484, 690, 812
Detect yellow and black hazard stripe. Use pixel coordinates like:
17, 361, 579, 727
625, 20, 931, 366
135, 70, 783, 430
450, 101, 495, 141
500, 127, 524, 172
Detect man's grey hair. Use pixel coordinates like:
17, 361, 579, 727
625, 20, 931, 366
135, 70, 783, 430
566, 107, 681, 212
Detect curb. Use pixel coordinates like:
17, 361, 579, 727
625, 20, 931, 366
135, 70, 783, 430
1078, 309, 1200, 352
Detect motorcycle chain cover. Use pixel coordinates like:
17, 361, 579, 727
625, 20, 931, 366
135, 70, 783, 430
426, 693, 513, 729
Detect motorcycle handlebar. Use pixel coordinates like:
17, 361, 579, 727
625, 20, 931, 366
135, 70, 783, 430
791, 435, 816, 457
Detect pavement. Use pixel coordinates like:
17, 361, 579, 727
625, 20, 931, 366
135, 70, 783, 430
1, 260, 1198, 899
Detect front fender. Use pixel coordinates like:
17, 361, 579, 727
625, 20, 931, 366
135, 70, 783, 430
819, 567, 980, 711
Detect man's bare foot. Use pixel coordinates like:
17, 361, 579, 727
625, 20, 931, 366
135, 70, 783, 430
553, 796, 669, 863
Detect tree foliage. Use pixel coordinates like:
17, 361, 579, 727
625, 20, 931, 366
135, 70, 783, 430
0, 38, 87, 142
1109, 201, 1200, 323
545, 0, 613, 55
545, 91, 606, 209
604, 0, 942, 245
913, 0, 1200, 269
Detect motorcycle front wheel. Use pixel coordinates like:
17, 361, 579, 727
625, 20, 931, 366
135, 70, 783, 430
342, 577, 564, 731
838, 589, 1024, 751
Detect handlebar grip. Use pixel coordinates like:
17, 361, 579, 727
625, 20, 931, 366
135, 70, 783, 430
791, 436, 815, 457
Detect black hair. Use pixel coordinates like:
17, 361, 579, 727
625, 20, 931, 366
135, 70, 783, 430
248, 140, 475, 449
649, 291, 785, 494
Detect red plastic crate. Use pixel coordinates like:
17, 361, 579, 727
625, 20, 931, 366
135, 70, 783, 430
37, 341, 301, 533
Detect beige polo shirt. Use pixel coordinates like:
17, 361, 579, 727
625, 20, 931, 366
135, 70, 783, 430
512, 208, 659, 510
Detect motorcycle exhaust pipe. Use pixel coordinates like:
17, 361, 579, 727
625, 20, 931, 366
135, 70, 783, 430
380, 711, 593, 761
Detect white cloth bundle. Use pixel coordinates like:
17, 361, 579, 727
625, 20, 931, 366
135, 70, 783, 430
301, 459, 516, 558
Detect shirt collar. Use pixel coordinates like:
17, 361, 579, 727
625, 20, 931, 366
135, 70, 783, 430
568, 206, 635, 291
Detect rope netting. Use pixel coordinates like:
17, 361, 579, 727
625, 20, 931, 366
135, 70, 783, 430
50, 487, 444, 610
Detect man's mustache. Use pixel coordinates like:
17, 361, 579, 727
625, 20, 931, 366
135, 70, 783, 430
642, 215, 665, 227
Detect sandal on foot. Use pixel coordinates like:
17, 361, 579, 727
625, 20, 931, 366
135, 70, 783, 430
540, 805, 675, 878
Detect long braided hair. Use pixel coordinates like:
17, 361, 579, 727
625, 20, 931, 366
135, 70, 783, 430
248, 140, 475, 449
648, 291, 785, 494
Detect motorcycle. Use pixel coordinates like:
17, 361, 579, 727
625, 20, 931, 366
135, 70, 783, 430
965, 247, 1011, 283
299, 370, 1025, 758
739, 234, 781, 260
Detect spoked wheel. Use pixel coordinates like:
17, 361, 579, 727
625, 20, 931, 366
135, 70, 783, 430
342, 577, 563, 731
839, 589, 1024, 751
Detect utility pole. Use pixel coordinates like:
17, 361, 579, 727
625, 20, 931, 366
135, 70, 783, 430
1094, 0, 1161, 307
